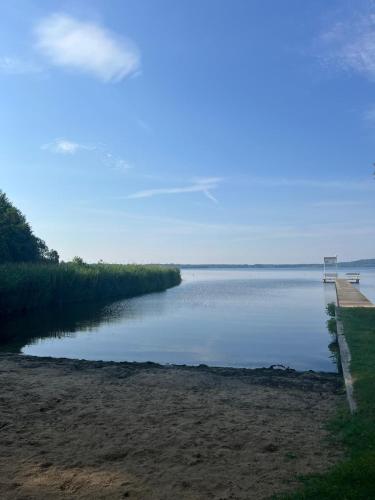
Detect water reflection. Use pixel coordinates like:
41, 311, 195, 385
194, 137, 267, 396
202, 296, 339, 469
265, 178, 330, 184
0, 268, 374, 371
0, 300, 115, 352
0, 291, 171, 354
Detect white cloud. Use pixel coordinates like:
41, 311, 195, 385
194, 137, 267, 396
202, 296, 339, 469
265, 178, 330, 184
35, 13, 140, 82
0, 56, 42, 75
98, 148, 133, 171
318, 11, 375, 80
42, 138, 91, 154
115, 159, 133, 171
127, 178, 222, 203
42, 138, 132, 173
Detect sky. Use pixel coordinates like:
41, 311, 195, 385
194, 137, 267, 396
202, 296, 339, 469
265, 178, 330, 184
1, 0, 375, 264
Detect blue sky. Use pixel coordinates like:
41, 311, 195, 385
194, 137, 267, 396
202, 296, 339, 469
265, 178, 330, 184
1, 0, 375, 264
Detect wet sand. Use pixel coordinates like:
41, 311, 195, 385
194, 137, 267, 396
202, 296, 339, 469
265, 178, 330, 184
0, 354, 343, 499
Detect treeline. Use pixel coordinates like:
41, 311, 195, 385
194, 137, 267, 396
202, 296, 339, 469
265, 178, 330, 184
0, 263, 181, 317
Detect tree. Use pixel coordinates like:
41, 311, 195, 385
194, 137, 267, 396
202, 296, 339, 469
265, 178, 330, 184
46, 249, 60, 264
72, 256, 85, 265
0, 190, 59, 264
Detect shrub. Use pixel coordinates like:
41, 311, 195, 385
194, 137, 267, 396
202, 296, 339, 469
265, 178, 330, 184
326, 302, 336, 317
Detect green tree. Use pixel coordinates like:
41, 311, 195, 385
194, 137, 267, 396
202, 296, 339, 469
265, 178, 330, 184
0, 190, 59, 264
46, 249, 60, 264
72, 256, 86, 265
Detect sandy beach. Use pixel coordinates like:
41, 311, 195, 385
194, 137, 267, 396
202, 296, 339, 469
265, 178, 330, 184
0, 354, 343, 499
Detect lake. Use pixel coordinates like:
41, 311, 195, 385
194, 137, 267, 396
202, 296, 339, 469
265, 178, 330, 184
2, 267, 375, 371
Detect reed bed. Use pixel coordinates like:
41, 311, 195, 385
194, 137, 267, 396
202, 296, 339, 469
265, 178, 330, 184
0, 263, 181, 317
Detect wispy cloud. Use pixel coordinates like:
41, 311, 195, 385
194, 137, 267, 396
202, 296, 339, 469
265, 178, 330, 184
126, 175, 372, 204
0, 56, 42, 75
42, 137, 132, 171
103, 153, 133, 171
42, 138, 92, 154
127, 177, 222, 203
318, 9, 375, 81
35, 13, 140, 82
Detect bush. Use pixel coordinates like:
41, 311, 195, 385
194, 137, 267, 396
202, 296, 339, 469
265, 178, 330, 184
327, 317, 337, 335
326, 302, 336, 317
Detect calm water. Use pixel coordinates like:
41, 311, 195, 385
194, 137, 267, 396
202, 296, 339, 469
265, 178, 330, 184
2, 268, 375, 371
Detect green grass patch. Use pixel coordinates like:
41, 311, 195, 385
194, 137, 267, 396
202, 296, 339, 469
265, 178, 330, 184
279, 308, 375, 499
0, 262, 181, 318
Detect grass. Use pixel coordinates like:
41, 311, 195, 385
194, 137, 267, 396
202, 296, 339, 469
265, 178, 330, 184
279, 307, 375, 499
0, 262, 181, 318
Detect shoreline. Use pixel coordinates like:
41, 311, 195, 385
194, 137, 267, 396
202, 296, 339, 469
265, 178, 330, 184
0, 353, 344, 499
1, 351, 340, 376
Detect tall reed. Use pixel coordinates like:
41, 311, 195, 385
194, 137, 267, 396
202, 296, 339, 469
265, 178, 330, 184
0, 263, 181, 317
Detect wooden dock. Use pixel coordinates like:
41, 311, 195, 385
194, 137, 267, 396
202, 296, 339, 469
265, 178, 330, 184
335, 279, 375, 308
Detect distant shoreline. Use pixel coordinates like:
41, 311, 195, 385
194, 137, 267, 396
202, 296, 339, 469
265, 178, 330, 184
177, 259, 375, 269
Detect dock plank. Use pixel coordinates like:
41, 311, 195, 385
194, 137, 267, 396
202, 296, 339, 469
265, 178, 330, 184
335, 279, 375, 308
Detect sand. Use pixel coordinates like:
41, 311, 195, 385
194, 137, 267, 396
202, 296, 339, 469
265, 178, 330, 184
0, 354, 344, 499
